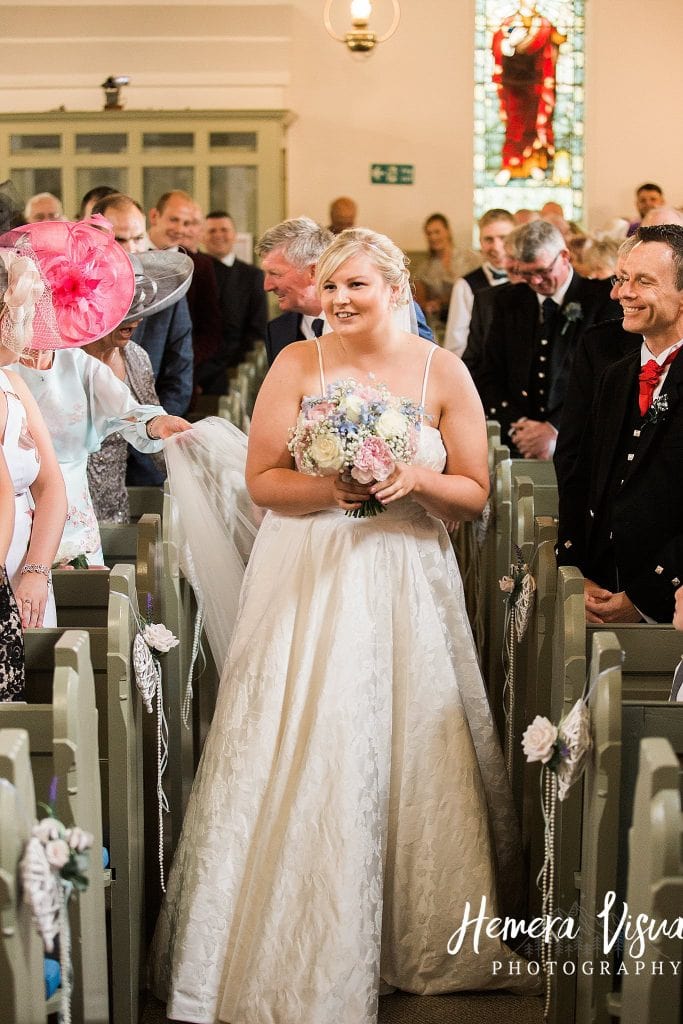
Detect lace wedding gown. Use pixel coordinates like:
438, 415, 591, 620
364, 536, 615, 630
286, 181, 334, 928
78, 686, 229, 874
151, 347, 531, 1023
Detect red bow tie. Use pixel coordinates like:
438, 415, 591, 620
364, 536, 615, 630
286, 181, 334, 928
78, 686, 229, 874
638, 348, 680, 416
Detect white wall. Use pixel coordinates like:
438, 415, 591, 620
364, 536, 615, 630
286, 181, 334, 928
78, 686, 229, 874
3, 0, 682, 250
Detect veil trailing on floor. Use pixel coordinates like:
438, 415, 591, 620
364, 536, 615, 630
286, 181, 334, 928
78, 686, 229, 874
164, 417, 261, 670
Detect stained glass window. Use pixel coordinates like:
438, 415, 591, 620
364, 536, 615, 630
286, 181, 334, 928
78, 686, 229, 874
474, 1, 585, 222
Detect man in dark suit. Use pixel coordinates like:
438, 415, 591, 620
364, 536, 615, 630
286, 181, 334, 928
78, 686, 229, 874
557, 225, 683, 623
477, 220, 619, 459
148, 190, 223, 385
93, 192, 194, 485
199, 210, 268, 393
553, 237, 643, 527
256, 217, 434, 366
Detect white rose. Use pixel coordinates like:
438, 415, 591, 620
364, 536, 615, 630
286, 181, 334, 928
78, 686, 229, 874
522, 716, 559, 764
45, 838, 70, 869
33, 817, 61, 843
376, 409, 408, 440
339, 394, 364, 423
309, 432, 345, 473
143, 622, 180, 653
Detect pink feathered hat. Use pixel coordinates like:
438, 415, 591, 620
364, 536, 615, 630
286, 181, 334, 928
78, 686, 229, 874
0, 215, 135, 350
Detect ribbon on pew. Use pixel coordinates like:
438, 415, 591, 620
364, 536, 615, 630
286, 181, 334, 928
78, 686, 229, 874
499, 546, 537, 777
130, 599, 179, 893
521, 663, 619, 1019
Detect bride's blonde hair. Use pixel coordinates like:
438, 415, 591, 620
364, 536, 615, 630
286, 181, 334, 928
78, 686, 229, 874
315, 228, 411, 306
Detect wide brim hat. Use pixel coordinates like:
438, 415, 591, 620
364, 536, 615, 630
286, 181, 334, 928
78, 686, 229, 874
123, 250, 194, 324
0, 216, 135, 350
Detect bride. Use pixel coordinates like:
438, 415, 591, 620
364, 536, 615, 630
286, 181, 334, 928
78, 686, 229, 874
151, 228, 532, 1023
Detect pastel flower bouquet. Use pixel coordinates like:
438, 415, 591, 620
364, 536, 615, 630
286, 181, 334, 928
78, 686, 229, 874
288, 378, 423, 517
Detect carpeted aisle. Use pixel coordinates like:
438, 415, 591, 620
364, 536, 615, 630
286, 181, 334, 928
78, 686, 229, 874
141, 990, 544, 1023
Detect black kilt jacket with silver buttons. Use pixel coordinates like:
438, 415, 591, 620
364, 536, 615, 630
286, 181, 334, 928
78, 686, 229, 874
556, 345, 683, 622
476, 274, 618, 452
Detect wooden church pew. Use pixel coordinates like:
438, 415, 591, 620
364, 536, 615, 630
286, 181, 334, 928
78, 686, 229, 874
23, 565, 145, 1024
127, 485, 164, 520
614, 737, 683, 1024
0, 728, 47, 1024
545, 585, 683, 1024
0, 632, 109, 1024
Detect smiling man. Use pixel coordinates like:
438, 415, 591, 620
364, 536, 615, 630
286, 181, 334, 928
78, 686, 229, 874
557, 225, 683, 623
256, 217, 335, 365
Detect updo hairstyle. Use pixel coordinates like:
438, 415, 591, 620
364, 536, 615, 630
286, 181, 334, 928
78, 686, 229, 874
316, 228, 411, 306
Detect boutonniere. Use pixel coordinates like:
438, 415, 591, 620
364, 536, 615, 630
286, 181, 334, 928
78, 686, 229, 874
643, 393, 670, 426
560, 301, 583, 335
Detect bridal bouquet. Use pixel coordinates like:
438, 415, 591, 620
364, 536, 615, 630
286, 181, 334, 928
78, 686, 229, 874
288, 378, 423, 517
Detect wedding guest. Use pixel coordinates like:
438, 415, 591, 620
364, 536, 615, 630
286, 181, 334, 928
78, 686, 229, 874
477, 220, 618, 458
24, 192, 63, 223
6, 219, 191, 566
0, 448, 25, 699
85, 250, 193, 522
148, 190, 223, 380
91, 192, 194, 486
151, 227, 534, 1021
557, 225, 683, 624
0, 244, 67, 628
414, 212, 478, 336
627, 182, 666, 235
328, 195, 357, 234
443, 208, 514, 356
78, 185, 117, 220
200, 210, 268, 387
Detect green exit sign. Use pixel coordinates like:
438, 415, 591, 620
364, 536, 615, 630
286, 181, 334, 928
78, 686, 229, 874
370, 163, 414, 185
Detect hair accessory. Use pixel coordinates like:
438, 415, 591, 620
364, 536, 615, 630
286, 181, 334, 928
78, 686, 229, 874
122, 250, 194, 324
0, 250, 49, 356
0, 216, 135, 349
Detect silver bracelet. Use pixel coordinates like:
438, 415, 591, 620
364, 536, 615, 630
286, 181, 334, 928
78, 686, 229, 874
20, 562, 51, 577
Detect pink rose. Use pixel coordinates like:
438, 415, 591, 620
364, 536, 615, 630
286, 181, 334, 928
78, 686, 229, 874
351, 436, 395, 484
307, 401, 335, 422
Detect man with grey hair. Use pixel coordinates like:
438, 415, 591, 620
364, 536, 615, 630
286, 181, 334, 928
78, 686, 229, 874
257, 217, 333, 365
24, 191, 63, 222
477, 219, 617, 458
258, 216, 433, 365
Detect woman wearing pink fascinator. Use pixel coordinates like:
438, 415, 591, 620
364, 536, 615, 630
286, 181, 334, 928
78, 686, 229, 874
5, 216, 192, 568
0, 243, 67, 633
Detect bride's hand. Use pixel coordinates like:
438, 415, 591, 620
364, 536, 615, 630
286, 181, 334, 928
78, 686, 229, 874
331, 473, 372, 511
370, 464, 423, 505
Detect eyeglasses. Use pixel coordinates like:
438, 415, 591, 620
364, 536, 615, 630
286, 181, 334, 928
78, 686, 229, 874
513, 251, 562, 282
610, 275, 629, 289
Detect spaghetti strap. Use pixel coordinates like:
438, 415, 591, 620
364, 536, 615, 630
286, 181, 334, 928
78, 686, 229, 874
419, 345, 436, 417
314, 337, 326, 394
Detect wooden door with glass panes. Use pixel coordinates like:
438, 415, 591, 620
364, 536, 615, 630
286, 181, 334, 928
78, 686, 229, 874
0, 110, 287, 255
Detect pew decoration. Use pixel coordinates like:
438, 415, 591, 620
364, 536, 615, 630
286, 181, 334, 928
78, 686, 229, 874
472, 498, 491, 550
522, 697, 592, 1019
182, 598, 206, 729
19, 780, 93, 1024
132, 593, 179, 892
500, 546, 536, 775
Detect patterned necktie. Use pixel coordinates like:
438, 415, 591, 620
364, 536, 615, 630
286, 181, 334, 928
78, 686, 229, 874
638, 347, 680, 416
311, 318, 324, 338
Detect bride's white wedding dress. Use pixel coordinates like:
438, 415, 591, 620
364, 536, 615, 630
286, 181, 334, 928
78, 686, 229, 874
151, 345, 532, 1023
